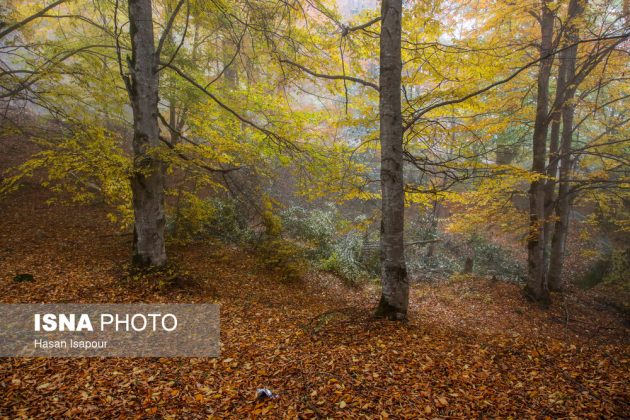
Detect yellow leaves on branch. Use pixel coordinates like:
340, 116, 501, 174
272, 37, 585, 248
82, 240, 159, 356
1, 127, 133, 227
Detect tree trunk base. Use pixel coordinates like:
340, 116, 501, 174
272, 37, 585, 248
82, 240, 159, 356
523, 285, 552, 308
132, 253, 166, 269
374, 296, 407, 321
132, 226, 166, 268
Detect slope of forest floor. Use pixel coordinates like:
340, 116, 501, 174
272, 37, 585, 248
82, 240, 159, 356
0, 150, 629, 417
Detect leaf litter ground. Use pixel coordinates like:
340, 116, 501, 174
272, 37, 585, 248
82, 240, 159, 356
0, 184, 628, 418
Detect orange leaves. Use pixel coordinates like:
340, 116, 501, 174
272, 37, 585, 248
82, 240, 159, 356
1, 183, 629, 418
436, 396, 449, 407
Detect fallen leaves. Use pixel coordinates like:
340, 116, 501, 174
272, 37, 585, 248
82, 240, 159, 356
0, 184, 628, 418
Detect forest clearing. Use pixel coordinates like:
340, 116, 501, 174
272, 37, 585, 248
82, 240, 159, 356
1, 0, 629, 417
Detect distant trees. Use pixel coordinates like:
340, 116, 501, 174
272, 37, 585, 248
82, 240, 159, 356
525, 0, 629, 303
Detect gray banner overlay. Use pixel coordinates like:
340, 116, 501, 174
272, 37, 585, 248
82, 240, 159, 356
0, 304, 219, 357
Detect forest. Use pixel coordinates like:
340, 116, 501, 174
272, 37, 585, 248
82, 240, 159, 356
0, 0, 629, 417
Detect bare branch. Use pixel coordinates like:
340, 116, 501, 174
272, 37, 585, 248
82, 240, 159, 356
279, 58, 379, 91
341, 16, 381, 36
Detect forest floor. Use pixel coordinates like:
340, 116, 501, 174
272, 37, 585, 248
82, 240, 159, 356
0, 144, 629, 418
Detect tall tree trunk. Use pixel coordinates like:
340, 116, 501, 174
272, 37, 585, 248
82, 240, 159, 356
542, 68, 565, 277
128, 0, 167, 267
375, 0, 408, 321
548, 107, 576, 290
548, 0, 584, 290
525, 1, 554, 305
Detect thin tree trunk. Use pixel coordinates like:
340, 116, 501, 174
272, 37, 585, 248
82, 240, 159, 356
168, 101, 180, 145
128, 0, 167, 267
548, 0, 585, 291
542, 72, 565, 277
425, 201, 438, 258
548, 112, 576, 290
525, 1, 554, 305
223, 38, 239, 87
375, 0, 408, 321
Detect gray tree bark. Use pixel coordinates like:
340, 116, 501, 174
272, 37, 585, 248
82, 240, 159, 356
548, 0, 585, 290
525, 1, 554, 305
542, 59, 566, 277
375, 0, 408, 321
128, 0, 167, 267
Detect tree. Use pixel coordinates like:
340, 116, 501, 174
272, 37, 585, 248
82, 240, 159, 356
547, 0, 585, 290
124, 0, 167, 267
375, 0, 408, 320
525, 0, 555, 305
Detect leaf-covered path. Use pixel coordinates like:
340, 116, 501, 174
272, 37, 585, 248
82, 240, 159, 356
1, 184, 628, 418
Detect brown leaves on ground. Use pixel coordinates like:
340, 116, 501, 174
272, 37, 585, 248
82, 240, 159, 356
1, 185, 629, 418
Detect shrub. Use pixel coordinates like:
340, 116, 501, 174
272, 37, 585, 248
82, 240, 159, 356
319, 232, 367, 284
281, 205, 336, 254
469, 234, 525, 282
257, 238, 309, 282
168, 194, 250, 243
281, 205, 373, 283
580, 248, 630, 290
603, 248, 630, 289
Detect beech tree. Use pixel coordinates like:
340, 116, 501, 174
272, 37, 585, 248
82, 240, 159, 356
525, 0, 628, 301
123, 0, 167, 267
547, 0, 585, 290
525, 0, 555, 304
375, 0, 408, 320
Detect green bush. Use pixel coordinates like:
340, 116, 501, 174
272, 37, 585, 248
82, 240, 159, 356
580, 248, 630, 290
319, 232, 367, 284
469, 234, 525, 282
603, 248, 630, 288
281, 205, 373, 283
168, 194, 250, 243
281, 205, 336, 254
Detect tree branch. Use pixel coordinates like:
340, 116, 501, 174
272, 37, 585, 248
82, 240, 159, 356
403, 32, 630, 132
341, 16, 381, 36
157, 133, 241, 174
160, 61, 301, 152
155, 0, 186, 60
0, 0, 67, 39
279, 58, 379, 91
